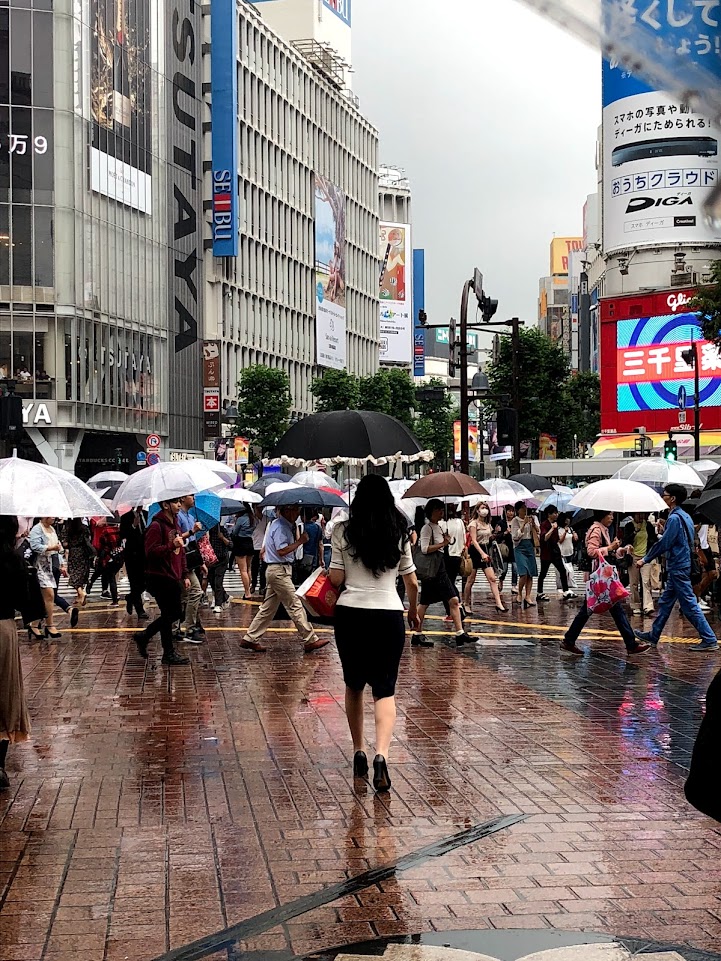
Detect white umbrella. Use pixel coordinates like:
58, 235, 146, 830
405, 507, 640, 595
691, 460, 721, 476
112, 462, 228, 510
0, 457, 112, 518
569, 479, 666, 513
87, 470, 129, 489
479, 478, 535, 510
612, 460, 705, 489
181, 459, 237, 486
290, 470, 342, 491
217, 486, 263, 506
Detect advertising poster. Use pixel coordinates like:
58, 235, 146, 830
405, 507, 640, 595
602, 3, 721, 252
538, 433, 558, 460
413, 248, 426, 377
203, 341, 221, 440
234, 436, 249, 466
90, 0, 152, 213
453, 422, 479, 462
379, 222, 412, 365
314, 174, 347, 370
550, 238, 583, 275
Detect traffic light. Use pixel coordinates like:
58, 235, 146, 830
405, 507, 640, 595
480, 294, 499, 323
664, 438, 678, 462
448, 316, 458, 377
497, 408, 517, 446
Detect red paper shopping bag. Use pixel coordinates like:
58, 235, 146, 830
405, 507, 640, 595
297, 567, 339, 618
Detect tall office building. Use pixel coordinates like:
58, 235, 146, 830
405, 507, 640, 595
205, 0, 380, 435
0, 0, 204, 474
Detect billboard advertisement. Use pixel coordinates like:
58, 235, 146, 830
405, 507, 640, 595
314, 174, 347, 370
602, 2, 721, 253
550, 238, 583, 275
210, 0, 239, 257
413, 248, 425, 377
90, 0, 152, 213
379, 222, 412, 364
600, 288, 721, 435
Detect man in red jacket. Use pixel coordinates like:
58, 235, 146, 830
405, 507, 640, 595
136, 499, 190, 665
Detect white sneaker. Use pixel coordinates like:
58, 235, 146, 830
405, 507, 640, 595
632, 609, 642, 616
563, 591, 576, 600
213, 605, 223, 614
699, 600, 711, 611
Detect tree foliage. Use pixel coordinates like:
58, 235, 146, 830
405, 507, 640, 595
414, 377, 455, 469
689, 260, 721, 349
310, 369, 359, 412
358, 371, 392, 413
386, 367, 417, 428
235, 365, 292, 458
485, 328, 600, 458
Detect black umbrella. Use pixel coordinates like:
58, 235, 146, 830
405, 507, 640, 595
508, 473, 554, 493
261, 487, 347, 509
270, 410, 422, 461
695, 489, 721, 526
249, 473, 293, 494
704, 466, 721, 492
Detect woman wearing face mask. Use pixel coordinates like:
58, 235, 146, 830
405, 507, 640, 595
511, 501, 539, 608
463, 503, 506, 614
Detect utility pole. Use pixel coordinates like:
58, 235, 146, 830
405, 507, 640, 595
459, 280, 473, 476
510, 317, 521, 474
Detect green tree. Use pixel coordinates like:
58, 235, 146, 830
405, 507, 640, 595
358, 370, 391, 413
386, 368, 417, 428
235, 365, 292, 458
558, 371, 601, 457
485, 328, 570, 453
689, 260, 721, 348
311, 369, 359, 412
414, 377, 455, 470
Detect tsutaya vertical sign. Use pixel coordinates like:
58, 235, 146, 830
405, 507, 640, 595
210, 0, 239, 256
167, 0, 204, 451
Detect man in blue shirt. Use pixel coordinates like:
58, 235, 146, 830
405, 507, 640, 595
242, 505, 329, 654
635, 483, 718, 652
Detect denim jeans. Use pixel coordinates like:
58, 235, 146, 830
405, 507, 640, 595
564, 601, 637, 651
651, 571, 717, 647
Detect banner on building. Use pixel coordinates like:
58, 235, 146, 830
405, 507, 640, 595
550, 238, 583, 275
602, 2, 721, 253
234, 436, 249, 466
453, 422, 479, 462
314, 174, 347, 370
379, 222, 412, 364
210, 0, 239, 256
413, 249, 425, 377
538, 433, 558, 460
90, 0, 152, 213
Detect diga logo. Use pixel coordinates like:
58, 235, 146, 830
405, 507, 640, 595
626, 195, 693, 214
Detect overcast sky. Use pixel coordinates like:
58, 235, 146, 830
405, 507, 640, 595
352, 0, 601, 346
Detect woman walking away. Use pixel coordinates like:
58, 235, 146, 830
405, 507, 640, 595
511, 501, 539, 609
28, 517, 63, 639
0, 517, 31, 790
135, 498, 190, 666
561, 511, 651, 657
416, 500, 477, 648
232, 506, 255, 599
65, 519, 94, 615
328, 475, 420, 793
208, 522, 232, 613
463, 503, 506, 614
441, 504, 467, 598
119, 508, 148, 620
536, 506, 575, 601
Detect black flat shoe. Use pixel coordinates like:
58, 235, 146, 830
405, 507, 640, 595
135, 631, 149, 660
125, 595, 133, 616
353, 751, 368, 779
70, 607, 79, 628
162, 651, 190, 665
411, 634, 433, 648
372, 754, 391, 793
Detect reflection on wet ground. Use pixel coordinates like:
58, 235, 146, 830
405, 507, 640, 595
1, 592, 721, 961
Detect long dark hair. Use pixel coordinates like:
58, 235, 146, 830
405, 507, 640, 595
344, 475, 408, 577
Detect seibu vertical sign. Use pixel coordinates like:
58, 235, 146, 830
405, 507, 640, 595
211, 0, 239, 256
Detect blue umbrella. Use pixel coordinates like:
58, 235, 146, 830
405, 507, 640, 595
261, 486, 346, 509
147, 491, 222, 531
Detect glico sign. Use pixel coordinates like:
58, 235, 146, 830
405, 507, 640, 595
600, 288, 721, 435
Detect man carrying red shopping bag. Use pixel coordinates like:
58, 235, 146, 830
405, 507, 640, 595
560, 510, 651, 657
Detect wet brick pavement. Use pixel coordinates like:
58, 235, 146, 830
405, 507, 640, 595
2, 586, 721, 961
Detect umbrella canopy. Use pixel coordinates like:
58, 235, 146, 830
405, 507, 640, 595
538, 489, 575, 513
87, 470, 129, 488
507, 473, 555, 493
402, 471, 488, 500
269, 410, 429, 466
695, 490, 721, 526
0, 457, 112, 518
612, 460, 705, 490
691, 460, 721, 476
290, 470, 342, 491
480, 478, 535, 510
261, 486, 347, 510
248, 473, 293, 494
111, 462, 228, 510
217, 487, 263, 514
569, 479, 666, 514
147, 491, 222, 531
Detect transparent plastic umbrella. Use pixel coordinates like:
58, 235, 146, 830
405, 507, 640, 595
87, 470, 129, 489
479, 478, 535, 511
111, 462, 228, 510
0, 457, 112, 518
290, 470, 342, 491
569, 479, 667, 512
612, 460, 705, 489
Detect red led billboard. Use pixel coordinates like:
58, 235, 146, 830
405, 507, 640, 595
600, 288, 721, 435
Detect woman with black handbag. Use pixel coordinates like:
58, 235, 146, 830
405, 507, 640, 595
413, 499, 476, 648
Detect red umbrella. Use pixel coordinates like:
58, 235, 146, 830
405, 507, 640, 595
402, 472, 489, 500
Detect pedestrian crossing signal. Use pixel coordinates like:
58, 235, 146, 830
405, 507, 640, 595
664, 439, 678, 462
